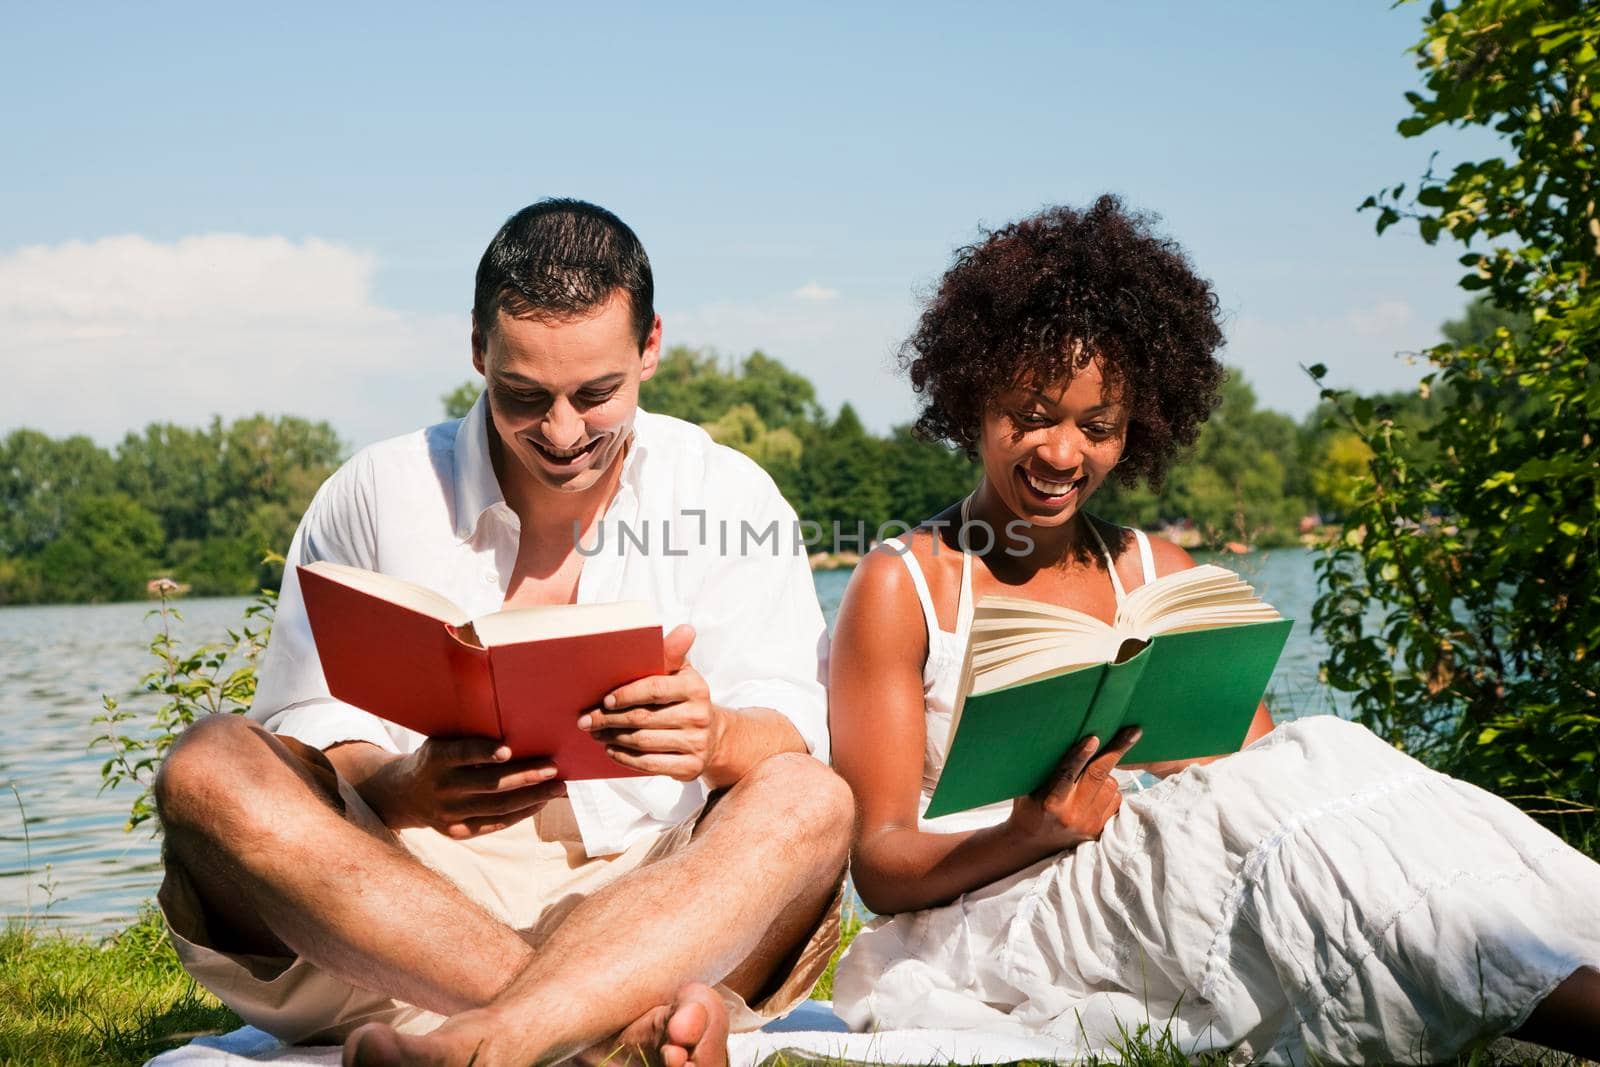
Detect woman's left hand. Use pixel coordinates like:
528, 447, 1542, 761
1004, 726, 1142, 854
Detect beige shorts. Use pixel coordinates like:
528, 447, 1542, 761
159, 740, 842, 1046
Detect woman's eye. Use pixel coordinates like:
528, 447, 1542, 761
1014, 410, 1050, 427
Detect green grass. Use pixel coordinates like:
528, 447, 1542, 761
0, 907, 239, 1067
810, 908, 863, 1002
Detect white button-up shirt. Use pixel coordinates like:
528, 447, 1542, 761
252, 395, 830, 856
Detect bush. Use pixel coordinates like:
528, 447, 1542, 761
1313, 0, 1598, 839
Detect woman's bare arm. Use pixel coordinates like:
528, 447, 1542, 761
830, 544, 1128, 915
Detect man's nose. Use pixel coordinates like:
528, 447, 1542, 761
541, 398, 585, 449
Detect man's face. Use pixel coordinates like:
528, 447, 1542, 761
472, 292, 661, 497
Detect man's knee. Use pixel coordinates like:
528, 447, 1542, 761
740, 752, 854, 852
153, 713, 281, 833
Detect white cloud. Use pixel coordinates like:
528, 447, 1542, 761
1345, 299, 1413, 338
791, 281, 840, 302
0, 234, 471, 449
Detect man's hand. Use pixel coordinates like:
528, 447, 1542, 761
1003, 726, 1142, 855
580, 625, 729, 783
348, 737, 565, 840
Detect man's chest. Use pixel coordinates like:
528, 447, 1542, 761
500, 535, 586, 608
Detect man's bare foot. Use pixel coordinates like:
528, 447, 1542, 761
342, 985, 728, 1067
581, 984, 730, 1067
659, 984, 729, 1067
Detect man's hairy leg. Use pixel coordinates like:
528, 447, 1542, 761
156, 715, 532, 1014
344, 751, 853, 1067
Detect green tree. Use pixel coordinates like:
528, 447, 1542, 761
442, 380, 483, 419
1161, 374, 1307, 547
702, 404, 804, 467
34, 492, 164, 603
640, 346, 738, 423
0, 430, 116, 558
880, 426, 978, 527
1309, 431, 1375, 521
788, 405, 892, 544
1315, 0, 1600, 826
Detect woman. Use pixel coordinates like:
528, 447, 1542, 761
828, 197, 1600, 1062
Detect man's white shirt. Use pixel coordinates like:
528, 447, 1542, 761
252, 395, 830, 857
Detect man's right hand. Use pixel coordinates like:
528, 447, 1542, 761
1002, 726, 1141, 855
330, 738, 565, 839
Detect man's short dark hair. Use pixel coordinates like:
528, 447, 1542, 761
473, 198, 655, 350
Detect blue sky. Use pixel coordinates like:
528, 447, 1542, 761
1, 2, 1491, 449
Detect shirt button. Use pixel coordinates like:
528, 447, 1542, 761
484, 573, 497, 584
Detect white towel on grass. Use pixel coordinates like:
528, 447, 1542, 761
142, 1000, 1180, 1065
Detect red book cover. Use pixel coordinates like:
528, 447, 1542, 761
297, 563, 662, 781
487, 626, 665, 779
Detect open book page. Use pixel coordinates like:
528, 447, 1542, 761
962, 596, 1123, 699
300, 561, 471, 627
1114, 564, 1282, 636
472, 601, 657, 648
956, 563, 1282, 709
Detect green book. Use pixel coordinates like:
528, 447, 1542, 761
923, 565, 1294, 820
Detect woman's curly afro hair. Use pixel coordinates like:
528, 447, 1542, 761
902, 195, 1226, 489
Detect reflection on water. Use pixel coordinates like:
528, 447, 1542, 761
0, 597, 255, 934
1, 549, 1332, 934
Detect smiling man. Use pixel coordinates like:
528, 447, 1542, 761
151, 200, 851, 1067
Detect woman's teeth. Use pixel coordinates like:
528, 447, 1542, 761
1023, 470, 1079, 497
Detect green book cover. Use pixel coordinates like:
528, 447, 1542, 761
923, 617, 1293, 819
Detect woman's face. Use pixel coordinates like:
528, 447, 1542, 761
977, 358, 1129, 528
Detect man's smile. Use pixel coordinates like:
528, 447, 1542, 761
528, 435, 603, 467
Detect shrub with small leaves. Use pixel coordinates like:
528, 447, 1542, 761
1313, 0, 1598, 842
93, 564, 277, 832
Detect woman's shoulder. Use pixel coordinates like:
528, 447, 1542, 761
845, 505, 967, 627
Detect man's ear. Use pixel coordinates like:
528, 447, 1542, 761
638, 314, 664, 383
470, 313, 488, 376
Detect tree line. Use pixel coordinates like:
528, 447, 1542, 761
3, 319, 1496, 606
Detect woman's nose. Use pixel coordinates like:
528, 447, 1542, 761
1034, 429, 1083, 473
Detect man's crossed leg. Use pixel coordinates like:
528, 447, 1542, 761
155, 714, 852, 1067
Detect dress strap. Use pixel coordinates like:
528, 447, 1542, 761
1132, 528, 1157, 587
956, 497, 975, 632
1083, 519, 1130, 605
882, 537, 942, 643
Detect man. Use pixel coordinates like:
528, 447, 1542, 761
153, 199, 852, 1067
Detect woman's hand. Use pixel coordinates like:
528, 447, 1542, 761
1003, 726, 1142, 855
358, 738, 566, 839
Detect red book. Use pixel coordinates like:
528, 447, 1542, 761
297, 561, 664, 780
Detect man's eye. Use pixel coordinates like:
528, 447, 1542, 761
497, 387, 548, 407
577, 388, 619, 406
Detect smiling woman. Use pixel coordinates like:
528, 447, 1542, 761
825, 196, 1600, 1063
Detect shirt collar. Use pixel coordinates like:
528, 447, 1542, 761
452, 392, 503, 541
451, 393, 654, 541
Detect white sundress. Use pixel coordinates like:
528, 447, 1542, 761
833, 513, 1600, 1064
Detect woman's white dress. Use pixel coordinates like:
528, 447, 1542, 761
832, 523, 1600, 1063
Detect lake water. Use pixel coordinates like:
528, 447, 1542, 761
0, 548, 1334, 935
